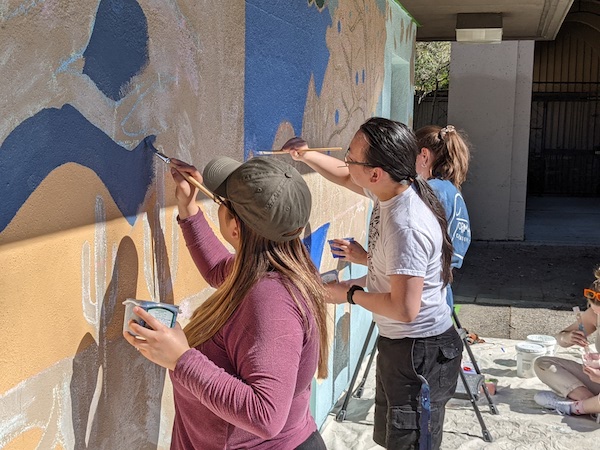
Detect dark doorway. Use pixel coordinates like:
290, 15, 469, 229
527, 1, 600, 198
528, 86, 600, 196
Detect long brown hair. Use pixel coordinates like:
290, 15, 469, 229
416, 125, 471, 188
184, 207, 330, 379
360, 117, 453, 286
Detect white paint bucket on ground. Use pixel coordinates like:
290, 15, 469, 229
527, 334, 557, 356
515, 342, 546, 378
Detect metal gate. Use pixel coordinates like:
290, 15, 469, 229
413, 90, 448, 131
528, 83, 600, 196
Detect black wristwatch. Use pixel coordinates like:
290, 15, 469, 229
347, 285, 364, 304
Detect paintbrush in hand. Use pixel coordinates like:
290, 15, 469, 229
254, 147, 343, 155
144, 137, 216, 201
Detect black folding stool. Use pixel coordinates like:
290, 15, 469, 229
451, 309, 498, 442
334, 310, 498, 442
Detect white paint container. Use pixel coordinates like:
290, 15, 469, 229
123, 299, 180, 337
515, 342, 546, 378
526, 334, 557, 356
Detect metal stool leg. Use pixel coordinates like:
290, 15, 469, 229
354, 341, 377, 399
457, 368, 493, 442
453, 310, 499, 415
335, 321, 377, 422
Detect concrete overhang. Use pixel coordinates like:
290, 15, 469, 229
398, 0, 574, 41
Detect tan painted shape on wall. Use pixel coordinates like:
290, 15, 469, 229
0, 163, 124, 245
3, 428, 43, 450
0, 163, 223, 393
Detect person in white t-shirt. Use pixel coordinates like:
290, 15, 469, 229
284, 117, 463, 450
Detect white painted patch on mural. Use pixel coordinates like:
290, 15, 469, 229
0, 359, 75, 449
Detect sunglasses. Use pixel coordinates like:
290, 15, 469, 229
584, 289, 600, 302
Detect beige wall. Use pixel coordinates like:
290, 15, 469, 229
448, 41, 535, 241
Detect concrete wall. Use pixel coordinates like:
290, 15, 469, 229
0, 1, 415, 447
448, 41, 534, 241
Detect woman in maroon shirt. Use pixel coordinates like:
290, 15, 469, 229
123, 156, 329, 449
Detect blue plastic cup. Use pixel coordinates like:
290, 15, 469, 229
328, 237, 354, 258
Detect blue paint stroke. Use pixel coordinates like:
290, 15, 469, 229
83, 0, 149, 101
0, 105, 153, 233
245, 1, 331, 153
302, 222, 330, 270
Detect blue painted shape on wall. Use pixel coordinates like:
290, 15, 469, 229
245, 1, 331, 155
83, 0, 149, 101
302, 222, 330, 270
0, 104, 153, 233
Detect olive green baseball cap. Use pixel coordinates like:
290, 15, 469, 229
203, 156, 311, 242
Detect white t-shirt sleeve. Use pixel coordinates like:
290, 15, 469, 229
385, 227, 432, 278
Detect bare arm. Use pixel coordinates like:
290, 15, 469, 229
556, 308, 597, 348
327, 274, 423, 322
354, 275, 423, 322
283, 139, 365, 196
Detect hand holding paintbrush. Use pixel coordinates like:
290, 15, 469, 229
144, 137, 215, 199
166, 158, 205, 218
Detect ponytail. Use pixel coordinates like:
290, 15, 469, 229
416, 125, 471, 188
412, 176, 453, 286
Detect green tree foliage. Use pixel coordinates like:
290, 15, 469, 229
415, 42, 451, 103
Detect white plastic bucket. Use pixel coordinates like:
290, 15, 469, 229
527, 334, 557, 356
515, 342, 546, 378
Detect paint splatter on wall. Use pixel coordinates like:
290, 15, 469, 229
0, 0, 415, 447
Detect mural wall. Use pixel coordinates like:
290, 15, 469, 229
0, 0, 415, 448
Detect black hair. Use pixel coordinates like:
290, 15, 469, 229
360, 117, 453, 285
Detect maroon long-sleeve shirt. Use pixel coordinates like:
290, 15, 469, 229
170, 211, 320, 449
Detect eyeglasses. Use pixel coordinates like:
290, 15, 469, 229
584, 289, 600, 302
341, 149, 376, 168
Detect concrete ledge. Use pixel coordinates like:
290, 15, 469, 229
454, 303, 575, 340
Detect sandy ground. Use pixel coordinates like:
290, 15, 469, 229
320, 338, 600, 450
